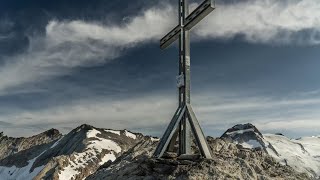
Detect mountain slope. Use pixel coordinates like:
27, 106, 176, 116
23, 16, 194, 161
0, 129, 61, 160
264, 134, 320, 178
222, 123, 320, 179
0, 129, 61, 180
0, 124, 143, 180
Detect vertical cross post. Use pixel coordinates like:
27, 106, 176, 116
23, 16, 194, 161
153, 0, 215, 159
178, 0, 191, 155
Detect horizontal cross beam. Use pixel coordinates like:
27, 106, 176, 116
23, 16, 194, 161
160, 25, 181, 50
160, 0, 215, 49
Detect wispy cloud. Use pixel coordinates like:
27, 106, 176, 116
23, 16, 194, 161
1, 0, 320, 93
0, 94, 177, 137
1, 91, 320, 137
195, 0, 320, 44
0, 5, 175, 93
256, 119, 320, 130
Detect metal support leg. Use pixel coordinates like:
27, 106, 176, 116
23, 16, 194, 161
179, 115, 186, 154
179, 114, 191, 155
153, 106, 186, 158
186, 104, 212, 159
168, 128, 179, 152
184, 116, 191, 154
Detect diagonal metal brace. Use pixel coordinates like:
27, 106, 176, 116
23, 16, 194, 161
186, 104, 212, 159
153, 106, 186, 158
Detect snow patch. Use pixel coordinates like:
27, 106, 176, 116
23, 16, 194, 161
150, 137, 159, 142
264, 134, 320, 178
229, 128, 320, 178
105, 129, 120, 135
87, 129, 121, 153
99, 153, 116, 165
226, 128, 255, 136
124, 130, 136, 139
239, 140, 262, 149
58, 128, 122, 180
0, 151, 46, 180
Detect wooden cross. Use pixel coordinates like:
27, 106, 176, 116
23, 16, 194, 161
153, 0, 215, 159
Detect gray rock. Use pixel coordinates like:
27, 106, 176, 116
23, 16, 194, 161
87, 137, 310, 180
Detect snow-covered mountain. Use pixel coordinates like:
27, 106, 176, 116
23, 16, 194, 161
0, 124, 147, 180
0, 123, 318, 180
222, 123, 320, 179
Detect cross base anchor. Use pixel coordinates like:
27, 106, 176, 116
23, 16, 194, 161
153, 104, 212, 159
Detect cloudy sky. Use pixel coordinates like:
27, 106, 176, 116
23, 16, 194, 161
0, 0, 320, 138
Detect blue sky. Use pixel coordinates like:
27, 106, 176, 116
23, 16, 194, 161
0, 0, 320, 138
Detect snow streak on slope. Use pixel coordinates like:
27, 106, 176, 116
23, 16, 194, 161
105, 129, 121, 135
50, 138, 62, 149
0, 137, 63, 180
87, 129, 121, 153
0, 151, 45, 180
264, 134, 320, 178
58, 129, 121, 180
150, 137, 160, 142
124, 130, 136, 139
225, 128, 255, 136
240, 139, 262, 149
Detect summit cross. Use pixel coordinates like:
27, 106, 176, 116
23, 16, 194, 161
153, 0, 215, 159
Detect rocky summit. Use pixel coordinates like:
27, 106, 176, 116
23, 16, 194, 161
0, 124, 318, 180
88, 136, 309, 180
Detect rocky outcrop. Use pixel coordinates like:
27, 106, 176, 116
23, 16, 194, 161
221, 123, 270, 151
0, 128, 61, 160
87, 137, 309, 180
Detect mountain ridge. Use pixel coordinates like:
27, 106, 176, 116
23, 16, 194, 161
0, 123, 318, 180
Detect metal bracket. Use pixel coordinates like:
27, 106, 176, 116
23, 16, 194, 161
176, 73, 185, 88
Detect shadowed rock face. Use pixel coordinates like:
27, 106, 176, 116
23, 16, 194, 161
220, 123, 280, 156
0, 128, 62, 162
87, 137, 310, 180
222, 123, 263, 138
221, 123, 266, 149
0, 124, 146, 180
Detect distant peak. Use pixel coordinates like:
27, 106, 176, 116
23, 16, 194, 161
231, 123, 256, 130
76, 124, 94, 130
43, 128, 61, 137
221, 123, 263, 138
